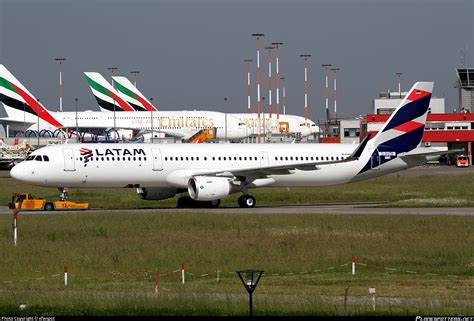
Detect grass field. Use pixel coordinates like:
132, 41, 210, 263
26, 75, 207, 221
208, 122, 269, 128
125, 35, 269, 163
0, 173, 473, 316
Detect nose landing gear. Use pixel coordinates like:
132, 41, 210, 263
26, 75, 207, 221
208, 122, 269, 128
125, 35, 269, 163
238, 194, 256, 208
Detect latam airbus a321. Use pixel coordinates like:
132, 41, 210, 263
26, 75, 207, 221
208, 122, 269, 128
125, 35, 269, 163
11, 82, 456, 208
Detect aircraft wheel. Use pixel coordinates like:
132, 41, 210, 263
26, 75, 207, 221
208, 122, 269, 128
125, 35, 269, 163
239, 195, 256, 208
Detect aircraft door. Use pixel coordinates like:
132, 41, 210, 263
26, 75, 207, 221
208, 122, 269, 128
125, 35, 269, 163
152, 148, 163, 171
63, 148, 75, 171
370, 148, 380, 169
259, 151, 269, 167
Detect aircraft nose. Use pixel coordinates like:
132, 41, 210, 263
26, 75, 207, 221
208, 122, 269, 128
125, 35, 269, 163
10, 163, 26, 182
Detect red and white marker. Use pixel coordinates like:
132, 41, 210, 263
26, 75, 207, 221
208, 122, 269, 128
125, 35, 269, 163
181, 262, 185, 284
64, 264, 68, 286
352, 256, 356, 275
12, 211, 18, 246
154, 274, 159, 293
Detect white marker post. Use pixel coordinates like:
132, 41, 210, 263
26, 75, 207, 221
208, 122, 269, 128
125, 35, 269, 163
12, 211, 18, 246
352, 256, 356, 275
64, 264, 68, 287
181, 262, 185, 284
369, 287, 376, 311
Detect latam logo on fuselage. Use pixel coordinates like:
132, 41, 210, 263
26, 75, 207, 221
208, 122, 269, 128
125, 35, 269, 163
79, 147, 146, 166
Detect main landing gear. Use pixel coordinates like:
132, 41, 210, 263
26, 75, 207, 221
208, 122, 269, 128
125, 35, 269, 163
238, 194, 256, 208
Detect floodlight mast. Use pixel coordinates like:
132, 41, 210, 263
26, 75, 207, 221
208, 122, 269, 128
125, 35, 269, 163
252, 33, 264, 143
54, 58, 66, 112
272, 42, 283, 120
265, 46, 275, 118
300, 54, 312, 122
321, 64, 332, 126
244, 59, 253, 113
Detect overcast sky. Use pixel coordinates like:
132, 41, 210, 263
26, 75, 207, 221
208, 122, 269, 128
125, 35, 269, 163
0, 0, 472, 123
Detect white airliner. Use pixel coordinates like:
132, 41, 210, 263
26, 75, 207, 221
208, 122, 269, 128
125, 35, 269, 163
0, 65, 249, 141
109, 74, 319, 138
11, 82, 457, 208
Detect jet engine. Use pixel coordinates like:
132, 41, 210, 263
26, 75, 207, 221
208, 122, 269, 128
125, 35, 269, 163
137, 187, 177, 200
188, 176, 232, 201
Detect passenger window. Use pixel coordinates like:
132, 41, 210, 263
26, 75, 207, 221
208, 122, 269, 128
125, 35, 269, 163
191, 157, 194, 161
223, 157, 226, 161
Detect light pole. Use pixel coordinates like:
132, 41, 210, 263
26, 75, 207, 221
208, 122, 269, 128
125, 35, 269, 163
265, 46, 275, 119
331, 67, 340, 117
36, 99, 40, 146
252, 33, 264, 143
75, 98, 79, 142
108, 66, 118, 137
396, 72, 402, 98
280, 77, 286, 115
54, 58, 66, 112
300, 54, 312, 123
150, 97, 154, 143
272, 42, 283, 120
244, 59, 252, 113
224, 97, 228, 142
130, 70, 140, 87
321, 64, 332, 130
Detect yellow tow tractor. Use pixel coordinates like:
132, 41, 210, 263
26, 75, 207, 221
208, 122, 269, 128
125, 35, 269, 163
9, 192, 89, 211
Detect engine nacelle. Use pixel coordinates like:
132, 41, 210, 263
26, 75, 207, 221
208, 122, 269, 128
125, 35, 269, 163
137, 187, 177, 200
188, 176, 232, 201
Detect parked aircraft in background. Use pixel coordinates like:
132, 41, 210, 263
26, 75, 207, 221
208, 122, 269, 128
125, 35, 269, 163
0, 65, 249, 141
109, 74, 319, 138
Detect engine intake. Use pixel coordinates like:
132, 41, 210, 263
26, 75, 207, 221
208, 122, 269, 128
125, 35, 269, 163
188, 176, 232, 201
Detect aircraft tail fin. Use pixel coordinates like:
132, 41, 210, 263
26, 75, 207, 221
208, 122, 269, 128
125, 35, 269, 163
371, 82, 434, 153
112, 76, 158, 111
0, 64, 63, 127
84, 72, 135, 112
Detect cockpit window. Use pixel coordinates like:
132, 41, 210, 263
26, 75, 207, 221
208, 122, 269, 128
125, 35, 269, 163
26, 155, 35, 161
43, 155, 49, 162
35, 155, 43, 161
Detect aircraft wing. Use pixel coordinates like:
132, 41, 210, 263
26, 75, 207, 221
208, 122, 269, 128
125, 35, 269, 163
0, 118, 35, 127
190, 156, 358, 181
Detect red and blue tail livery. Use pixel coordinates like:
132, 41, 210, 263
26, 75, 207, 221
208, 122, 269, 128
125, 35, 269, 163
358, 82, 434, 175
